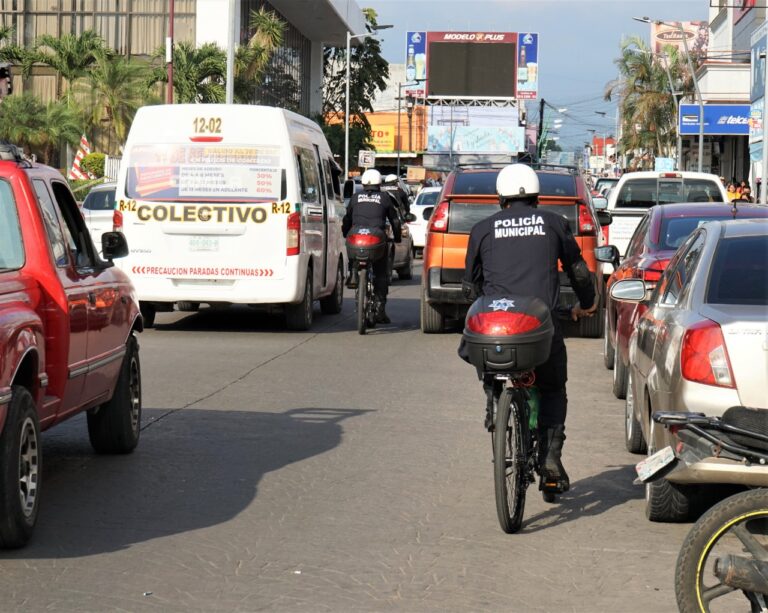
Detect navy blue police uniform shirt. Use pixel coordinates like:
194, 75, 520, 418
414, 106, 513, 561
463, 201, 595, 311
342, 188, 401, 238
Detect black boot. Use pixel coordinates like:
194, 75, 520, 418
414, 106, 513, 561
375, 301, 390, 324
346, 270, 358, 289
538, 425, 570, 494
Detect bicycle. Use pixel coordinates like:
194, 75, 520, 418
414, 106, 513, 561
353, 261, 379, 335
346, 227, 387, 336
638, 408, 768, 612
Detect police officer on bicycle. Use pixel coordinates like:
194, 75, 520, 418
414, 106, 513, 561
343, 169, 401, 324
462, 164, 597, 494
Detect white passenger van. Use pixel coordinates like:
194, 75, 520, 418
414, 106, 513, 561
115, 104, 346, 330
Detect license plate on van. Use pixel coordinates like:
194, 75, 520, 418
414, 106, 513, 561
189, 236, 220, 252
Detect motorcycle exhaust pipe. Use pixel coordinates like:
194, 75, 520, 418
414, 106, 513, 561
713, 555, 768, 596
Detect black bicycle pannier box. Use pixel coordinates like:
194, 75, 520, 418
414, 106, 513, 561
462, 295, 554, 374
346, 227, 387, 262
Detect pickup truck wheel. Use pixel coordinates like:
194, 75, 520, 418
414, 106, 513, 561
140, 302, 156, 328
320, 260, 344, 315
420, 288, 445, 333
87, 335, 141, 454
285, 271, 313, 331
0, 386, 41, 548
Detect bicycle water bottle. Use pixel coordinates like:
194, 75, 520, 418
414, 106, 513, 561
528, 386, 540, 430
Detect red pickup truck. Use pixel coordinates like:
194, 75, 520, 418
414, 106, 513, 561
0, 148, 142, 548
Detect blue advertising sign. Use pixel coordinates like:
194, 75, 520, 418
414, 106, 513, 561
405, 31, 427, 96
679, 104, 750, 136
751, 21, 767, 103
516, 32, 539, 100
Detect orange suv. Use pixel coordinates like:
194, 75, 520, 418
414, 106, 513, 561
420, 165, 612, 336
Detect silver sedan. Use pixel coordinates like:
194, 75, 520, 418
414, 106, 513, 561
611, 218, 768, 522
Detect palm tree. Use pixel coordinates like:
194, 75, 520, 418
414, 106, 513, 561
23, 30, 108, 103
79, 52, 154, 145
0, 94, 81, 163
0, 24, 25, 65
235, 7, 286, 103
605, 36, 692, 168
151, 41, 226, 103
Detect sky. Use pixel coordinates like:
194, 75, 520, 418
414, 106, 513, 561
360, 0, 710, 149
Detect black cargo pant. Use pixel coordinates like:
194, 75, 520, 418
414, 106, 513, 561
483, 321, 568, 427
372, 256, 389, 304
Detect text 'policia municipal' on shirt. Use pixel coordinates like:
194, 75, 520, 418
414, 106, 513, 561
494, 214, 546, 238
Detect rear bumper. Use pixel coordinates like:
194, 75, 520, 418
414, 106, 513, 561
667, 458, 768, 487
425, 267, 472, 304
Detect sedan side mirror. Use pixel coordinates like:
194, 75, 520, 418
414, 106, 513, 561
610, 279, 647, 302
594, 245, 620, 270
102, 231, 129, 261
405, 213, 417, 223
596, 210, 613, 227
593, 196, 608, 210
422, 206, 434, 220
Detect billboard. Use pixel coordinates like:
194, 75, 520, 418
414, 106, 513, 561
651, 21, 708, 60
404, 31, 427, 96
751, 21, 767, 103
427, 126, 525, 153
516, 32, 539, 100
427, 32, 517, 98
679, 104, 750, 136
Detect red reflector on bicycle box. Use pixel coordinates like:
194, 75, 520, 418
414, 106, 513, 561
466, 311, 541, 336
348, 234, 383, 247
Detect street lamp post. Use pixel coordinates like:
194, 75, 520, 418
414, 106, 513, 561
344, 25, 392, 181
396, 82, 423, 177
634, 17, 705, 172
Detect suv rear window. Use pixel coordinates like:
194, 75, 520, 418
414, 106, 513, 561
537, 173, 577, 197
707, 235, 768, 305
448, 202, 498, 233
616, 178, 722, 209
452, 171, 497, 195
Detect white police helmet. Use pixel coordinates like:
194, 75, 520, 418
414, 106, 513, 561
384, 174, 398, 184
496, 164, 540, 200
361, 169, 382, 186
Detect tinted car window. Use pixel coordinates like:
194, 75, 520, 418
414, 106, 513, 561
0, 180, 24, 270
616, 178, 721, 208
707, 235, 768, 305
416, 191, 440, 205
537, 173, 577, 197
661, 231, 706, 306
83, 188, 116, 211
594, 178, 618, 192
452, 171, 497, 194
448, 202, 498, 233
660, 216, 730, 250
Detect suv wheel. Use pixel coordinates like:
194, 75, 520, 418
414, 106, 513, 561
420, 288, 445, 333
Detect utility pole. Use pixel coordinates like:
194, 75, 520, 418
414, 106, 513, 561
166, 0, 175, 103
537, 98, 546, 161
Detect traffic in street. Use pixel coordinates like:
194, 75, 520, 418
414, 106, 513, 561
0, 266, 694, 612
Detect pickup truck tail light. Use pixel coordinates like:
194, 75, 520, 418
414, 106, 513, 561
641, 258, 671, 283
428, 201, 449, 233
113, 209, 123, 232
578, 203, 594, 235
286, 212, 300, 256
681, 319, 735, 388
466, 311, 541, 336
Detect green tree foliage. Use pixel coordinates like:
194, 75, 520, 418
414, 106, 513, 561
151, 41, 226, 104
236, 7, 287, 104
0, 93, 82, 164
320, 8, 390, 169
0, 25, 25, 64
80, 152, 106, 178
605, 36, 692, 169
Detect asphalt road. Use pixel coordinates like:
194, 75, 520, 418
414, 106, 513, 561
0, 263, 696, 612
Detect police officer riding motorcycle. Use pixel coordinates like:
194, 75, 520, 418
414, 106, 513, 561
462, 164, 597, 494
382, 174, 411, 216
343, 169, 402, 325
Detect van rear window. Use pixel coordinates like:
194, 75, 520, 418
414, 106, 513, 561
615, 178, 722, 209
448, 202, 498, 233
125, 144, 284, 202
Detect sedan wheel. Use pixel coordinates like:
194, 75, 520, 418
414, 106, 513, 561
624, 370, 646, 454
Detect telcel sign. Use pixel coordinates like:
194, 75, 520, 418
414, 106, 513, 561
679, 104, 750, 136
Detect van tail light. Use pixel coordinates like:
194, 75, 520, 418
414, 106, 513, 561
347, 233, 383, 247
428, 201, 449, 233
466, 311, 541, 336
286, 212, 300, 256
578, 203, 595, 234
681, 319, 735, 388
113, 208, 123, 232
640, 258, 671, 283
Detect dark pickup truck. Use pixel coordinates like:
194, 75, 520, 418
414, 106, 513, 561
0, 147, 142, 548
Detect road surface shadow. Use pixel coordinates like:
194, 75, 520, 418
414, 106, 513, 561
1, 407, 369, 559
520, 464, 643, 533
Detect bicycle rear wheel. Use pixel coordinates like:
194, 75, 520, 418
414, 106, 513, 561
493, 389, 527, 534
357, 267, 368, 335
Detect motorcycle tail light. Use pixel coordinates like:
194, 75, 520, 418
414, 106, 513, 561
428, 201, 449, 233
286, 212, 300, 256
681, 319, 735, 388
466, 311, 541, 336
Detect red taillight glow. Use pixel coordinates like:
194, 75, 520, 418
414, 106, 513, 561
578, 203, 594, 234
467, 311, 541, 336
428, 201, 449, 233
348, 234, 383, 247
112, 208, 123, 232
286, 212, 300, 256
681, 319, 735, 388
641, 258, 671, 283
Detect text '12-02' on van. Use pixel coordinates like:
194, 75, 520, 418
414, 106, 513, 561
115, 104, 347, 330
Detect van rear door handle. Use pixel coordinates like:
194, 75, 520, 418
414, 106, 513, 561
305, 206, 323, 217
